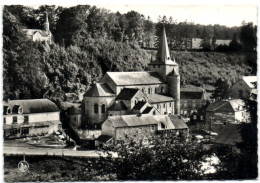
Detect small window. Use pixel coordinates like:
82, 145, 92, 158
10, 129, 18, 135
200, 116, 204, 120
4, 118, 6, 124
24, 116, 29, 123
161, 87, 164, 93
157, 104, 160, 109
138, 128, 142, 134
148, 88, 151, 94
163, 104, 166, 108
21, 128, 29, 135
13, 116, 17, 124
142, 88, 145, 93
94, 104, 98, 114
164, 112, 167, 115
153, 110, 156, 115
155, 88, 157, 93
169, 103, 172, 107
153, 65, 155, 68
101, 104, 105, 113
74, 116, 77, 122
151, 125, 155, 131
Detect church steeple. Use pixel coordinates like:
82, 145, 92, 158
156, 25, 171, 62
44, 12, 49, 31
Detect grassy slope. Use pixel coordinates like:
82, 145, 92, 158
145, 50, 255, 89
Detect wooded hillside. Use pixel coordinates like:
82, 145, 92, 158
3, 5, 257, 101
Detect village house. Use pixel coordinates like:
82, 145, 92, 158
3, 99, 61, 139
229, 76, 257, 99
180, 89, 206, 117
205, 99, 248, 132
23, 12, 53, 44
95, 114, 188, 146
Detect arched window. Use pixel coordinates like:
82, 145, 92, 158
94, 103, 98, 114
101, 104, 105, 113
161, 87, 164, 93
148, 88, 151, 94
155, 88, 157, 93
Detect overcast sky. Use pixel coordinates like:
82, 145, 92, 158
95, 4, 257, 27
1, 0, 259, 27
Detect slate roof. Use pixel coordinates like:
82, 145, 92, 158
214, 124, 243, 145
206, 99, 244, 112
168, 115, 188, 129
23, 29, 50, 37
67, 106, 81, 114
116, 88, 139, 100
106, 72, 165, 86
109, 101, 127, 111
180, 91, 204, 100
133, 101, 147, 110
84, 83, 114, 97
147, 94, 174, 103
5, 99, 59, 114
242, 76, 257, 89
107, 114, 175, 129
96, 135, 113, 143
142, 107, 153, 114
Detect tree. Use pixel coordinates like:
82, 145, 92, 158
211, 78, 230, 100
100, 135, 218, 180
200, 27, 212, 51
229, 32, 242, 52
240, 22, 257, 51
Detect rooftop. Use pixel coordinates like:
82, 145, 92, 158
4, 99, 59, 114
84, 83, 114, 97
180, 91, 205, 100
206, 99, 245, 112
106, 114, 175, 129
168, 115, 188, 129
147, 94, 174, 103
109, 101, 127, 111
116, 88, 139, 100
105, 72, 165, 86
133, 101, 147, 110
242, 76, 257, 89
215, 124, 243, 145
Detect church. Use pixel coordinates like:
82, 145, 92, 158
23, 12, 53, 44
81, 27, 180, 128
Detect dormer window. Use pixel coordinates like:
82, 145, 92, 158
18, 106, 23, 114
7, 107, 12, 115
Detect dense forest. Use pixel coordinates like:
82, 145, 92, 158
3, 5, 257, 102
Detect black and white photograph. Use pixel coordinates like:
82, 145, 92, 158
1, 0, 258, 181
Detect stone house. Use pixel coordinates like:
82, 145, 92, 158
3, 99, 61, 139
229, 76, 257, 99
205, 99, 248, 132
96, 114, 188, 146
180, 89, 206, 117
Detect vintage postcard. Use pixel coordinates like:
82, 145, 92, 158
2, 0, 258, 181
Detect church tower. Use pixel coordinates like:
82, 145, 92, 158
148, 26, 180, 114
44, 12, 50, 32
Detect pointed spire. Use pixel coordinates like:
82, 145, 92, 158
45, 12, 49, 23
156, 25, 171, 62
44, 11, 49, 31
